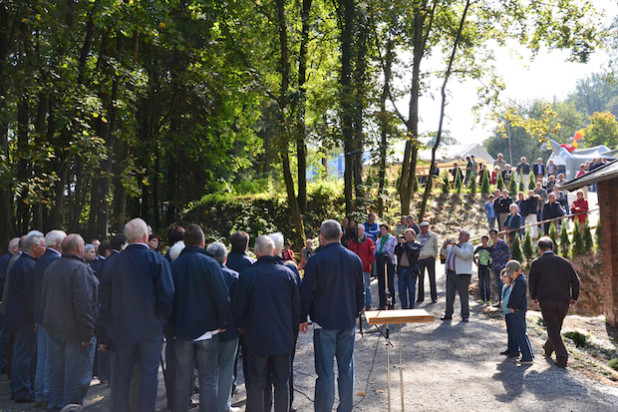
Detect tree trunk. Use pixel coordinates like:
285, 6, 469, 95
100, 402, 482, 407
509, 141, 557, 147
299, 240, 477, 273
296, 0, 312, 214
353, 8, 368, 212
377, 36, 394, 217
16, 98, 30, 234
340, 0, 356, 216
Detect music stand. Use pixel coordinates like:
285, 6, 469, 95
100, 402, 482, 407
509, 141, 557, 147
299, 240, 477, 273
365, 309, 435, 412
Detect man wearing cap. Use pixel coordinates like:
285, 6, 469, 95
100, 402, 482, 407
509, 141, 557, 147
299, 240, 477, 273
441, 230, 474, 322
528, 237, 579, 368
417, 222, 439, 303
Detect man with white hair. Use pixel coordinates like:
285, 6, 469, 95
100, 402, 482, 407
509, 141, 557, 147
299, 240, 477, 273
234, 235, 301, 412
32, 230, 67, 407
441, 230, 474, 322
5, 230, 46, 403
99, 218, 174, 412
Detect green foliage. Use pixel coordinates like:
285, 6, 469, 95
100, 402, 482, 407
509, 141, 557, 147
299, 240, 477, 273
441, 172, 450, 194
583, 223, 594, 252
563, 331, 587, 348
496, 172, 505, 191
582, 111, 618, 148
522, 230, 534, 262
571, 220, 585, 256
468, 172, 477, 194
414, 175, 420, 192
609, 358, 618, 371
549, 222, 558, 246
529, 174, 537, 190
559, 222, 571, 258
518, 175, 525, 193
508, 174, 518, 197
454, 170, 463, 194
510, 235, 524, 263
480, 170, 490, 194
595, 225, 601, 251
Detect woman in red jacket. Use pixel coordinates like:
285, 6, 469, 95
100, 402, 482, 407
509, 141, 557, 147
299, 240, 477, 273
348, 225, 375, 311
570, 189, 589, 228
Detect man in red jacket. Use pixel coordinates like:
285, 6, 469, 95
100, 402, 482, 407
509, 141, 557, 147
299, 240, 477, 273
348, 225, 375, 311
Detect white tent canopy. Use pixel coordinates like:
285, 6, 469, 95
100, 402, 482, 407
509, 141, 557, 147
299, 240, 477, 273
418, 143, 495, 167
547, 139, 614, 180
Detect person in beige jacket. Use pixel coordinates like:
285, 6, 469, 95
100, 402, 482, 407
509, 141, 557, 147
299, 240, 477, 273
417, 222, 440, 303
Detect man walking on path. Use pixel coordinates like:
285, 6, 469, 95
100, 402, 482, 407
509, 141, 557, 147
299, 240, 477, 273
300, 220, 364, 412
528, 237, 580, 368
41, 234, 98, 411
441, 230, 474, 322
99, 218, 174, 412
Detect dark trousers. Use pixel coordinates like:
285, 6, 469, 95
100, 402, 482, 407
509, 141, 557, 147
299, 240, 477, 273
492, 268, 504, 303
263, 330, 299, 410
0, 314, 8, 372
445, 271, 471, 320
417, 257, 437, 302
510, 311, 534, 362
539, 300, 570, 364
376, 255, 396, 309
478, 265, 491, 302
244, 347, 290, 412
113, 337, 161, 412
504, 314, 519, 354
11, 326, 36, 401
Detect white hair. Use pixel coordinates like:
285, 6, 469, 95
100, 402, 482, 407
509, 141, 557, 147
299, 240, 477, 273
255, 235, 275, 257
23, 231, 44, 253
124, 218, 149, 243
45, 230, 67, 248
206, 242, 228, 265
8, 237, 19, 253
268, 232, 284, 257
84, 244, 96, 253
169, 241, 185, 261
509, 204, 518, 211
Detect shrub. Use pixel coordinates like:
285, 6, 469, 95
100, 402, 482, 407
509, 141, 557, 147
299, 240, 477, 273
454, 170, 463, 194
508, 175, 518, 197
549, 222, 558, 246
559, 222, 571, 258
414, 175, 420, 192
441, 172, 450, 194
571, 220, 585, 256
528, 175, 536, 190
583, 223, 594, 252
563, 331, 587, 348
496, 172, 505, 191
518, 175, 525, 193
510, 234, 524, 262
480, 170, 490, 194
522, 230, 534, 262
468, 172, 477, 194
609, 358, 618, 371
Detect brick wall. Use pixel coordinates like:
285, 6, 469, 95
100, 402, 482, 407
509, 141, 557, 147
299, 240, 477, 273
598, 180, 618, 328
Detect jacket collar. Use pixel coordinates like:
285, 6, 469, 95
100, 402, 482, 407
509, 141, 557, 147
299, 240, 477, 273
179, 245, 207, 257
125, 243, 149, 251
256, 256, 280, 265
61, 253, 86, 263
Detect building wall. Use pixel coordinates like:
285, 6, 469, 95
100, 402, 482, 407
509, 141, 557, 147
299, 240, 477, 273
598, 180, 618, 328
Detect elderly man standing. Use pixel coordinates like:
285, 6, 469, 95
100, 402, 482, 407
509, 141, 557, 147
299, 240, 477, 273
441, 230, 474, 322
32, 230, 67, 407
171, 225, 231, 412
348, 225, 375, 311
528, 237, 580, 368
5, 230, 46, 403
99, 218, 174, 412
0, 237, 19, 374
300, 220, 364, 412
417, 222, 439, 304
41, 234, 98, 411
375, 224, 397, 310
234, 236, 300, 412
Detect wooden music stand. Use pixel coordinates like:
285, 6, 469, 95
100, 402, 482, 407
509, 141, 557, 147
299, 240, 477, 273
365, 309, 435, 412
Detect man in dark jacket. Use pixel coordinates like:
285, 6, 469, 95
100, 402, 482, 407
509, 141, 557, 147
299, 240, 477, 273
99, 218, 174, 412
5, 230, 46, 403
32, 230, 66, 407
394, 229, 421, 309
41, 234, 98, 411
170, 225, 231, 412
541, 193, 565, 234
234, 235, 300, 412
528, 237, 579, 368
300, 220, 364, 412
226, 230, 255, 274
0, 236, 19, 374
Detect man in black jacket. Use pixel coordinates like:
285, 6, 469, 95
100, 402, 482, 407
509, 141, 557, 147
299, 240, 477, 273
395, 229, 421, 309
528, 237, 580, 368
41, 234, 99, 411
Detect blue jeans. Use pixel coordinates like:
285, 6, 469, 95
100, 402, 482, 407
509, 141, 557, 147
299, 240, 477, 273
504, 314, 519, 354
492, 268, 504, 303
244, 346, 290, 412
363, 272, 372, 308
314, 327, 355, 412
47, 334, 96, 411
510, 311, 534, 362
217, 338, 238, 412
12, 326, 36, 401
488, 216, 496, 230
113, 337, 162, 412
397, 267, 416, 309
35, 325, 50, 402
478, 266, 491, 302
174, 335, 219, 412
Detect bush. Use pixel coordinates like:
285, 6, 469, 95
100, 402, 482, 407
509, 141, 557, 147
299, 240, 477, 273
454, 170, 463, 194
528, 175, 536, 190
559, 222, 571, 258
508, 174, 518, 197
441, 172, 450, 194
522, 230, 534, 262
518, 175, 525, 193
609, 358, 618, 371
583, 223, 594, 252
510, 234, 524, 262
549, 222, 558, 246
563, 331, 587, 348
468, 172, 477, 194
572, 220, 585, 256
480, 170, 490, 194
496, 172, 505, 191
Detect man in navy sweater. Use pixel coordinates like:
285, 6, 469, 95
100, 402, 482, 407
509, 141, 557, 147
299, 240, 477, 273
99, 218, 174, 412
300, 220, 364, 412
233, 236, 300, 412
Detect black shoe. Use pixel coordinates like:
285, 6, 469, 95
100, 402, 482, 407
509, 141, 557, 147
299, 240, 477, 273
388, 304, 394, 310
506, 352, 520, 358
378, 307, 386, 310
499, 350, 510, 355
365, 306, 372, 311
440, 316, 452, 321
416, 299, 424, 303
15, 397, 35, 404
554, 360, 567, 368
542, 344, 553, 358
431, 300, 437, 304
461, 318, 469, 322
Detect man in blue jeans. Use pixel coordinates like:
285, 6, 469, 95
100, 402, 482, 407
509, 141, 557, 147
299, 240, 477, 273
300, 220, 364, 412
394, 229, 421, 309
